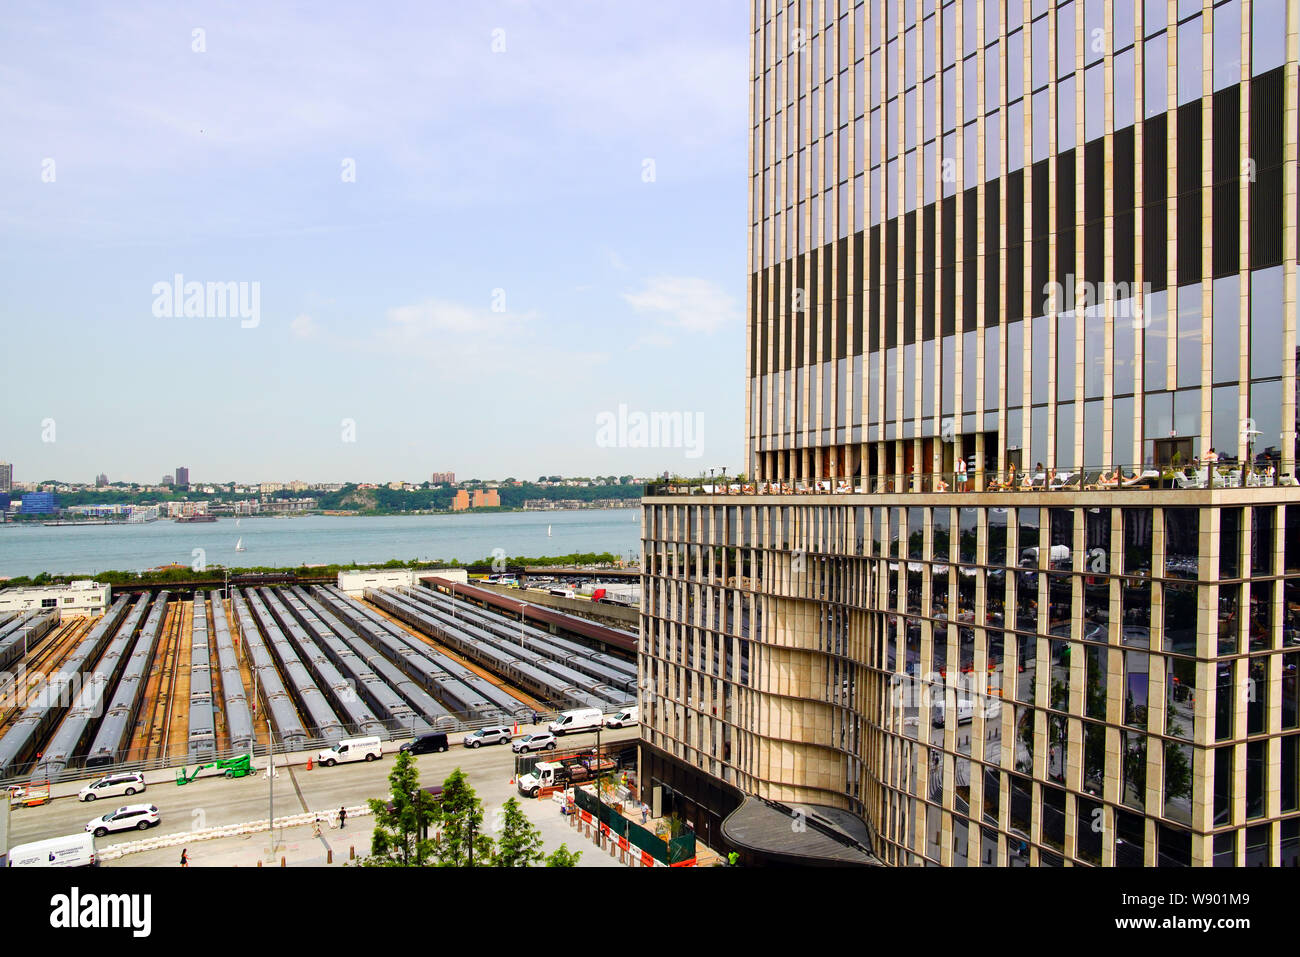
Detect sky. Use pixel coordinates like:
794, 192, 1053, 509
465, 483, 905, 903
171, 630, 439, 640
0, 1, 750, 486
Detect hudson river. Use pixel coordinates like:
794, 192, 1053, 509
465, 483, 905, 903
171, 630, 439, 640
0, 509, 643, 578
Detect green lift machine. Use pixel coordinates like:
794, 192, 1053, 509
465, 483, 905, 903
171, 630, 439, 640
176, 754, 256, 785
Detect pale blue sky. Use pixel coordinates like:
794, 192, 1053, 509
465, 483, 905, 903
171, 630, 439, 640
0, 1, 748, 485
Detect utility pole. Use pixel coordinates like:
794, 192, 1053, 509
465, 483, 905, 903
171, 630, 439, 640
595, 721, 604, 848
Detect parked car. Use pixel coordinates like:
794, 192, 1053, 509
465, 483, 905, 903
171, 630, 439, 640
463, 726, 513, 749
399, 733, 449, 755
512, 732, 557, 753
79, 772, 147, 802
604, 706, 639, 728
85, 804, 160, 838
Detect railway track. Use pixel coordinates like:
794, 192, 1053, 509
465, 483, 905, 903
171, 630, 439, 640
155, 600, 188, 760
168, 600, 193, 760
0, 617, 90, 735
130, 600, 182, 762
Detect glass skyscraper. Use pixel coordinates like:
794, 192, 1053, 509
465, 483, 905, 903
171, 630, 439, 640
639, 0, 1299, 866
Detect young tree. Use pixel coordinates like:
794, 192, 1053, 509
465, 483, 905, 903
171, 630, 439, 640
434, 768, 494, 866
544, 843, 583, 867
361, 749, 438, 867
490, 797, 545, 867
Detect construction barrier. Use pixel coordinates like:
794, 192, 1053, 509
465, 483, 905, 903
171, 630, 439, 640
96, 805, 374, 861
572, 787, 695, 866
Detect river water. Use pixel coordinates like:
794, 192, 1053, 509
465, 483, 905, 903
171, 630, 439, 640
0, 508, 643, 578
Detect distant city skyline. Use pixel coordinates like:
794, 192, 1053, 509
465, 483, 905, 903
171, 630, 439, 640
0, 2, 748, 480
1, 468, 682, 488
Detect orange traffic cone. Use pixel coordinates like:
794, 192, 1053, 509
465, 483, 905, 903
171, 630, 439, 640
306, 756, 313, 771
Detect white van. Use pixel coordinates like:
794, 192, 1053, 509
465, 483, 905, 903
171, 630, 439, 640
604, 706, 640, 728
548, 708, 603, 735
7, 833, 98, 867
317, 736, 383, 767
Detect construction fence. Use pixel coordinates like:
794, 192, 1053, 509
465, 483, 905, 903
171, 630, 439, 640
572, 786, 695, 867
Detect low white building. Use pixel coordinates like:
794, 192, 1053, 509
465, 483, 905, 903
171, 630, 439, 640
0, 580, 111, 618
336, 567, 468, 597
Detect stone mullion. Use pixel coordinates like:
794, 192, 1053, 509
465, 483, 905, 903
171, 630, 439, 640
1281, 1, 1298, 477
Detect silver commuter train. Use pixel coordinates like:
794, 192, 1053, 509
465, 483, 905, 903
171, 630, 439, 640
83, 591, 172, 768
0, 597, 131, 778
187, 591, 216, 760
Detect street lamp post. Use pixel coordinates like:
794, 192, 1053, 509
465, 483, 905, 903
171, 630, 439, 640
594, 721, 605, 849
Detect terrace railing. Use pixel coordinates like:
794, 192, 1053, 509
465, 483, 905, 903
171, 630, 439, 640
645, 461, 1294, 497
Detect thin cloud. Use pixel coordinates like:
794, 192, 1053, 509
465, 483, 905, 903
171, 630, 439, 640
290, 313, 316, 338
621, 276, 740, 335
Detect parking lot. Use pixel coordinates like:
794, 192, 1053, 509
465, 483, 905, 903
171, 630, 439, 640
6, 725, 638, 867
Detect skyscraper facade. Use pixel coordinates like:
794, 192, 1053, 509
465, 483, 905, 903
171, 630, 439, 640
0, 462, 11, 493
175, 466, 189, 488
639, 0, 1300, 866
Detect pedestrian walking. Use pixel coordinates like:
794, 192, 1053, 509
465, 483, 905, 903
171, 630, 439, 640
180, 848, 188, 868
531, 709, 539, 726
313, 817, 322, 839
640, 803, 649, 825
339, 806, 347, 830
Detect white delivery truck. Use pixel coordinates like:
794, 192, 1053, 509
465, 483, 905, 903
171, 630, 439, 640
7, 832, 98, 867
548, 708, 603, 736
316, 736, 384, 767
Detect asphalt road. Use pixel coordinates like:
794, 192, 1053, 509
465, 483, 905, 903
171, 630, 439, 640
7, 726, 639, 851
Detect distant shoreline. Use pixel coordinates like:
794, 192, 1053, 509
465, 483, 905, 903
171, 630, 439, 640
0, 502, 641, 526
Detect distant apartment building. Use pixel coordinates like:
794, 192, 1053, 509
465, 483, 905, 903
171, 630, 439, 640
431, 472, 456, 484
451, 489, 470, 511
95, 473, 108, 487
264, 498, 316, 513
175, 466, 189, 487
0, 462, 11, 493
473, 489, 501, 508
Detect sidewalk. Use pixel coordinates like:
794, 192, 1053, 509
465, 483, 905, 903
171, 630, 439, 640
114, 820, 358, 867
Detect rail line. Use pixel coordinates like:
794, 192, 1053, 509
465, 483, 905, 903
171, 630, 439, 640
169, 599, 193, 760
149, 600, 184, 761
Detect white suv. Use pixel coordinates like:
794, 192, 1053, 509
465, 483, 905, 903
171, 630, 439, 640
86, 804, 160, 837
512, 732, 557, 753
79, 772, 147, 802
463, 726, 513, 748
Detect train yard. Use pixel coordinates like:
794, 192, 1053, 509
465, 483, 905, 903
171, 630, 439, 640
0, 583, 638, 787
